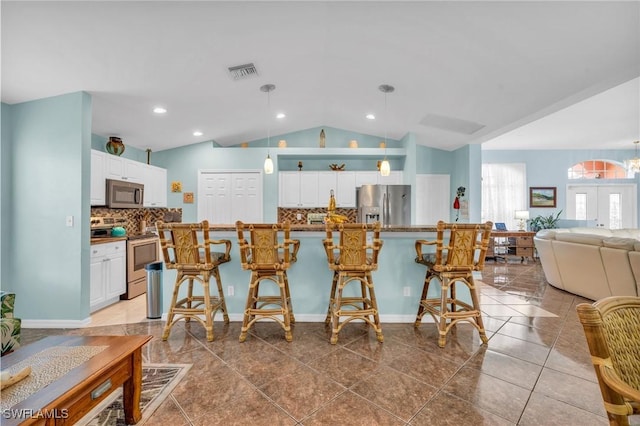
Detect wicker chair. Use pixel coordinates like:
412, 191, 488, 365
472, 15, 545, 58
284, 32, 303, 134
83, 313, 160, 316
576, 296, 640, 426
156, 220, 231, 342
414, 220, 493, 347
236, 221, 300, 342
323, 222, 384, 345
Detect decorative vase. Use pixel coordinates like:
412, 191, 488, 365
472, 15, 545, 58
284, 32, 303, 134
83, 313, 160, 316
319, 129, 326, 148
106, 137, 125, 156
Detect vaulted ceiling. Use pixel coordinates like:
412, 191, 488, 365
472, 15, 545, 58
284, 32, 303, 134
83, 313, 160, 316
2, 1, 639, 152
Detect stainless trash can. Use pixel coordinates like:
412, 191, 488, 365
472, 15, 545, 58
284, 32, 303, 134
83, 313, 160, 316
145, 261, 163, 319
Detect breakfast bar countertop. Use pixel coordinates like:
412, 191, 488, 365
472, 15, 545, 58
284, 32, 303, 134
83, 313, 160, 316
209, 224, 439, 233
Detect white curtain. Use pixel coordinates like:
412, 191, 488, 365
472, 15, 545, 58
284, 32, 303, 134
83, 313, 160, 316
482, 163, 527, 230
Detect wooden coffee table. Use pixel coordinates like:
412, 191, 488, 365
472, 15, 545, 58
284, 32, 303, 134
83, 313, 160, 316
1, 335, 152, 425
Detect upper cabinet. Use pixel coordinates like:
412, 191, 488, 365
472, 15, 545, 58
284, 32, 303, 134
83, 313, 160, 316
355, 170, 403, 187
317, 171, 356, 207
279, 171, 319, 207
105, 155, 144, 183
143, 165, 167, 207
278, 170, 400, 208
91, 149, 167, 207
91, 150, 107, 205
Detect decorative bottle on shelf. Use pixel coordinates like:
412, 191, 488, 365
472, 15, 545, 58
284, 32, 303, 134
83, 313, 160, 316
106, 136, 125, 156
319, 129, 326, 148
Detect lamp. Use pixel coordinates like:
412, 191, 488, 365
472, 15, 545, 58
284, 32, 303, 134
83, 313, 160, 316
514, 210, 530, 231
379, 84, 394, 177
261, 84, 276, 174
625, 140, 640, 174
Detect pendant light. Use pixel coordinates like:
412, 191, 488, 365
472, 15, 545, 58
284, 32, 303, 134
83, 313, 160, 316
626, 140, 640, 174
261, 84, 276, 174
379, 84, 394, 177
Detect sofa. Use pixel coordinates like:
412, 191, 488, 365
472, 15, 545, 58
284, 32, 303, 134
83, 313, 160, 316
1, 291, 21, 355
534, 228, 640, 301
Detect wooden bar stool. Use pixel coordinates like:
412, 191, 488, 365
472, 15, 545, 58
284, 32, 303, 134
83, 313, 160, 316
156, 220, 231, 342
323, 222, 384, 345
414, 220, 493, 347
236, 221, 300, 342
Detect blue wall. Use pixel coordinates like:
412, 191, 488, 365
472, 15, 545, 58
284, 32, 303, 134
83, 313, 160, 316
3, 92, 92, 321
483, 149, 640, 223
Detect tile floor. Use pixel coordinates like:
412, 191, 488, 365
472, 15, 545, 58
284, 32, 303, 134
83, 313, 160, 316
20, 259, 636, 425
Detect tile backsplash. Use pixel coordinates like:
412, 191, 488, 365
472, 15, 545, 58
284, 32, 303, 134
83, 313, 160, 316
90, 207, 182, 235
278, 208, 357, 224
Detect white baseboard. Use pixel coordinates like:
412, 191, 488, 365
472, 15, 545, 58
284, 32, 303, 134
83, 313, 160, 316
22, 317, 92, 329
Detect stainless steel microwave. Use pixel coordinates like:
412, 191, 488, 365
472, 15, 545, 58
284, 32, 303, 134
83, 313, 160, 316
106, 179, 144, 208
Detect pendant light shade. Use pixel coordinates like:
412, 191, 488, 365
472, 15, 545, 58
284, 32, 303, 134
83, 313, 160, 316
380, 159, 391, 176
261, 84, 276, 174
379, 84, 394, 177
264, 154, 274, 174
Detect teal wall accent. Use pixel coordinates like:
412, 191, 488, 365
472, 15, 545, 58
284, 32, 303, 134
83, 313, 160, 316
241, 126, 399, 149
1, 103, 13, 290
415, 145, 454, 174
152, 141, 277, 223
7, 92, 92, 320
483, 149, 640, 223
92, 134, 148, 164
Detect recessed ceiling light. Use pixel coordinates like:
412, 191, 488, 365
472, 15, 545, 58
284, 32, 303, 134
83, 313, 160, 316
366, 114, 375, 120
193, 131, 203, 136
153, 106, 167, 114
276, 113, 286, 119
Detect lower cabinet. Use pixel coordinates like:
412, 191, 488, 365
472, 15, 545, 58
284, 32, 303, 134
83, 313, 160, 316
90, 241, 126, 312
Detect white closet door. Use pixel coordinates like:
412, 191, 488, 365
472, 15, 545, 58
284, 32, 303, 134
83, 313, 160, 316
416, 174, 450, 225
232, 173, 262, 223
198, 171, 262, 224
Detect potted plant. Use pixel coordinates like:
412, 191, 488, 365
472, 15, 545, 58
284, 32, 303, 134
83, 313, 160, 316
528, 210, 563, 232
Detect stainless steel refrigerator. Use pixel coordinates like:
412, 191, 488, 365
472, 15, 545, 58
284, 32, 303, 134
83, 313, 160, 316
357, 185, 411, 226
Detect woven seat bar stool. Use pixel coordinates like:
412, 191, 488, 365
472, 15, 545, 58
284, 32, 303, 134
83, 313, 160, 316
577, 296, 640, 426
323, 222, 384, 345
414, 220, 493, 347
156, 220, 231, 342
236, 221, 300, 342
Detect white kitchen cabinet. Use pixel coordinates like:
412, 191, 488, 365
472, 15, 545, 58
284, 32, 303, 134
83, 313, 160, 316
90, 241, 126, 313
104, 155, 144, 183
143, 165, 167, 207
279, 171, 319, 207
335, 171, 356, 207
355, 170, 403, 187
91, 150, 107, 205
317, 171, 356, 207
379, 170, 403, 185
355, 171, 380, 187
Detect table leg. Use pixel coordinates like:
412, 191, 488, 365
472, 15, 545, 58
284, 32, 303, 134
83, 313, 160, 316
123, 348, 143, 424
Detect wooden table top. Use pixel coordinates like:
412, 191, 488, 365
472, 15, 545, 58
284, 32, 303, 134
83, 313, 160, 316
2, 335, 152, 425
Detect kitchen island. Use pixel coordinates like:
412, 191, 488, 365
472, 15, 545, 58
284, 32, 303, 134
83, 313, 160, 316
158, 225, 476, 323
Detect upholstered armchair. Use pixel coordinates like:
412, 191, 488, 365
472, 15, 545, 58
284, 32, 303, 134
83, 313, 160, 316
1, 291, 21, 355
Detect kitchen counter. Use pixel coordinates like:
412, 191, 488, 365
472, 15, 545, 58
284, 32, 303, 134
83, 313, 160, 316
209, 224, 439, 233
154, 222, 474, 323
90, 236, 128, 245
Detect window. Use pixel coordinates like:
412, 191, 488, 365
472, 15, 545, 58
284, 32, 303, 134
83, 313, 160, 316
482, 163, 526, 230
568, 160, 626, 179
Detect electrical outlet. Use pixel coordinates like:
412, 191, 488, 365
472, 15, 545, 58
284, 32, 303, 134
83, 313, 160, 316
403, 286, 411, 297
296, 213, 302, 220
227, 286, 234, 296
65, 215, 74, 227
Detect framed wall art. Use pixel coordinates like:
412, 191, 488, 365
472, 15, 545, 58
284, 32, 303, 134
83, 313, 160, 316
529, 187, 556, 208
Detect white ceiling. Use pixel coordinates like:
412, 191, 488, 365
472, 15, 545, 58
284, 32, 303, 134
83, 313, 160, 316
2, 1, 639, 152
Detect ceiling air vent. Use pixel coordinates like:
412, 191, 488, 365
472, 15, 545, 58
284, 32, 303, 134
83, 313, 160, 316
228, 63, 258, 80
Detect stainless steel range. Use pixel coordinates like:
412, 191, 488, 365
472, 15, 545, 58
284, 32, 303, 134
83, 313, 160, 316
124, 234, 160, 300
